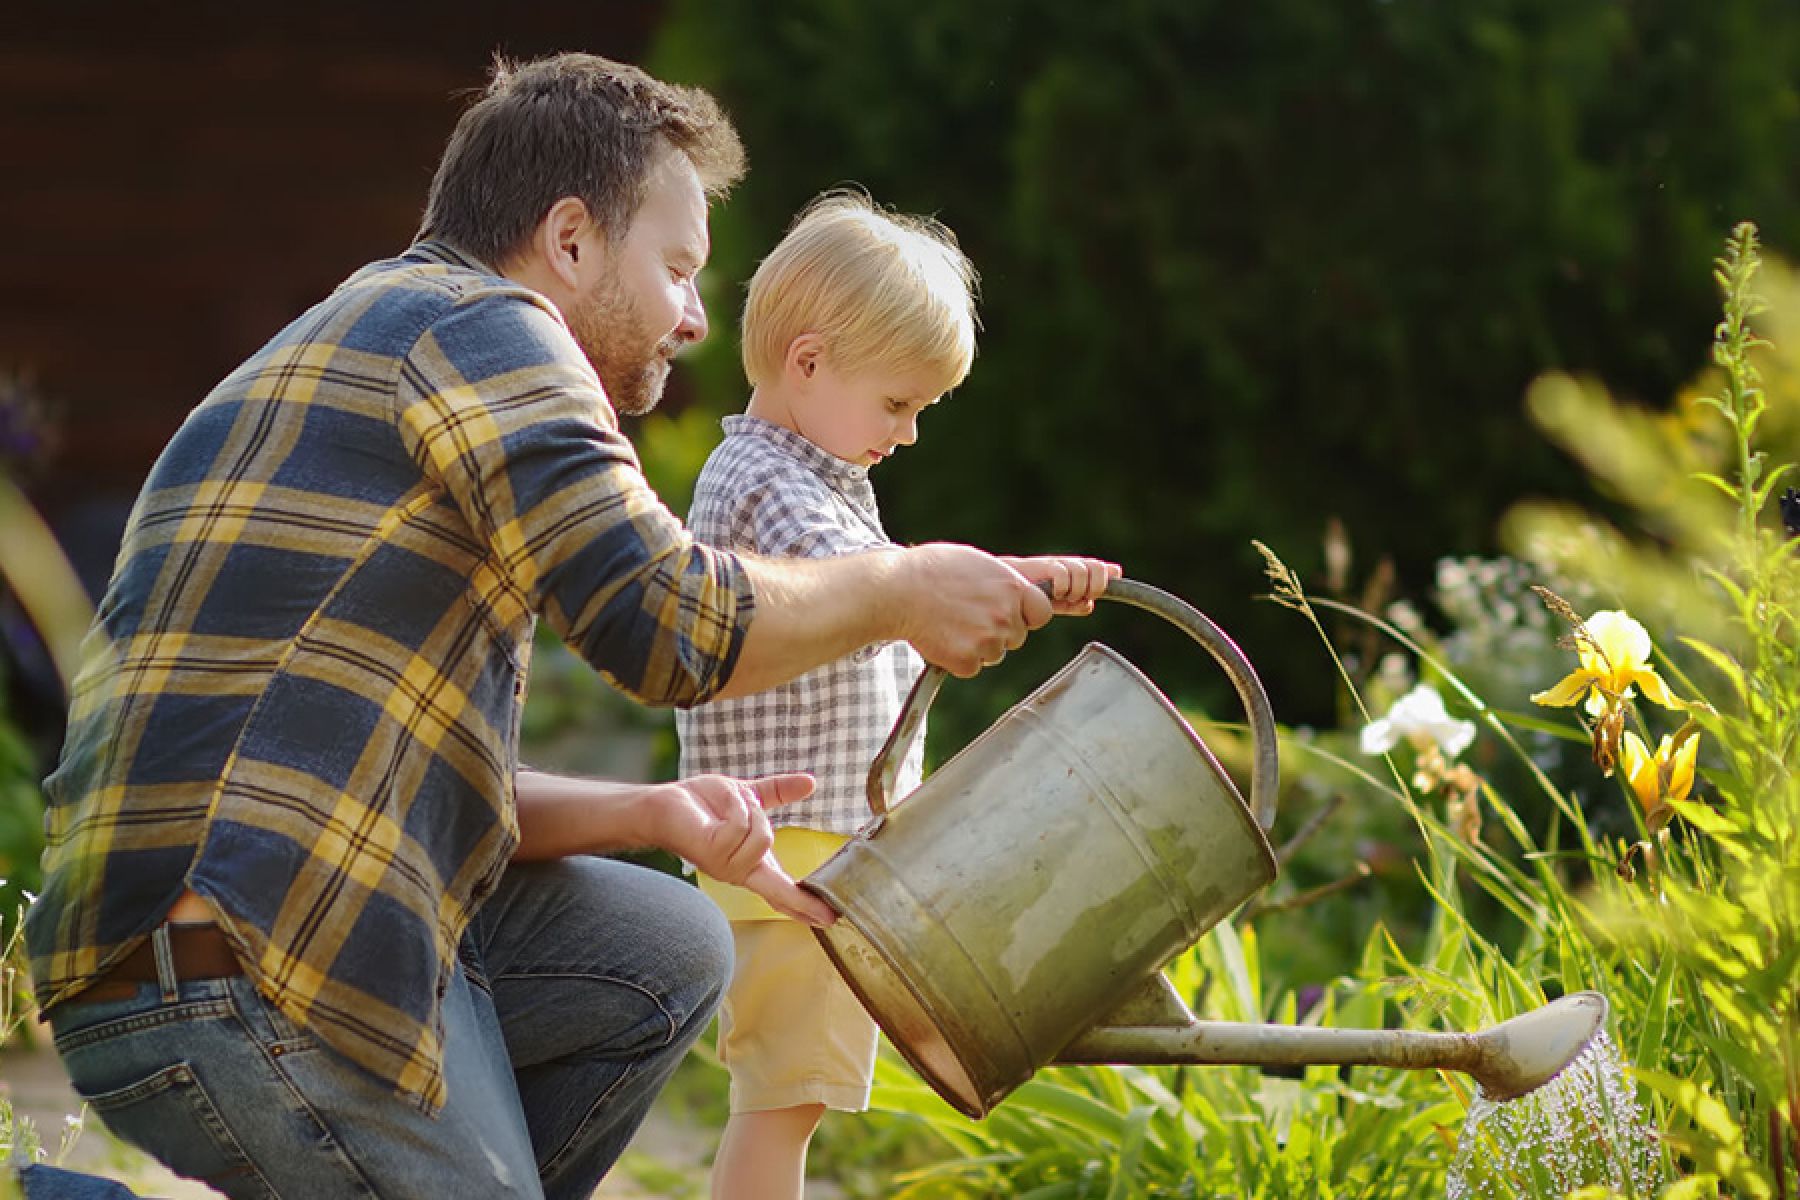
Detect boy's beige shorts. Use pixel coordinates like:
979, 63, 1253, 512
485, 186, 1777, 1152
717, 917, 881, 1113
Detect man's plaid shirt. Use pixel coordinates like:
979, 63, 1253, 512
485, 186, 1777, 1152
25, 242, 754, 1114
676, 416, 924, 835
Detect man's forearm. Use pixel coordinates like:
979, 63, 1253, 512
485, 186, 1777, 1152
512, 768, 660, 860
717, 549, 909, 699
716, 541, 1060, 698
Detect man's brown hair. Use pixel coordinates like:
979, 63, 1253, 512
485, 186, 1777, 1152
418, 53, 746, 267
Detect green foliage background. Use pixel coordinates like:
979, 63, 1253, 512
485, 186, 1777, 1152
647, 0, 1800, 734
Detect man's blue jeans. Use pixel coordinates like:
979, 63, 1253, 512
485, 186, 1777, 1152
45, 857, 733, 1199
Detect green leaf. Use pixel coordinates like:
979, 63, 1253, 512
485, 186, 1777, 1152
1694, 471, 1740, 500
1481, 706, 1592, 743
1664, 794, 1736, 837
1679, 638, 1748, 706
1635, 1069, 1772, 1199
1102, 1106, 1154, 1200
1016, 1184, 1083, 1200
1003, 1078, 1131, 1143
1751, 460, 1794, 509
1633, 952, 1676, 1088
1204, 922, 1260, 1021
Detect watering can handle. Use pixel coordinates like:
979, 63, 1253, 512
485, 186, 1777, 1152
865, 577, 1280, 830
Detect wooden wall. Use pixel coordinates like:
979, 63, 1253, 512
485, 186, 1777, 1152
0, 2, 660, 588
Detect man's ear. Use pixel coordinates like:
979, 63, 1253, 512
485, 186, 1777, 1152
784, 332, 826, 384
531, 197, 596, 292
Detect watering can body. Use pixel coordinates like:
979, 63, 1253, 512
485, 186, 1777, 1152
804, 580, 1280, 1118
805, 581, 1612, 1113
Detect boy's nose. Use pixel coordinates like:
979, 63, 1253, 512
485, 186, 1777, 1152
898, 414, 920, 445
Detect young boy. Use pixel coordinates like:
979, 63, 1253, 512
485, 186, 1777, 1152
676, 191, 1117, 1199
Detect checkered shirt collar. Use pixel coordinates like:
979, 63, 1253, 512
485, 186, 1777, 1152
722, 414, 874, 496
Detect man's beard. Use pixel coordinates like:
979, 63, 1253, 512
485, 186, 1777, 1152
568, 275, 681, 417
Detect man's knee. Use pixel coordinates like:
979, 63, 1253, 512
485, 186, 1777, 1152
573, 859, 735, 1035
472, 860, 733, 1071
656, 871, 735, 1029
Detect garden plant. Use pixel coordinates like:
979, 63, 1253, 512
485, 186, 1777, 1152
799, 225, 1798, 1198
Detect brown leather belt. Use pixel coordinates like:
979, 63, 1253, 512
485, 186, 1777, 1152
77, 923, 243, 1004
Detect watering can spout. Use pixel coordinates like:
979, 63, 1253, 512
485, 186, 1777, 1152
1057, 990, 1610, 1103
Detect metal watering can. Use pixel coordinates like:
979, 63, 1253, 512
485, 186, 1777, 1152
802, 578, 1606, 1119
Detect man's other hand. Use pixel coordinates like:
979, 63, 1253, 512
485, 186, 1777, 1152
654, 772, 838, 927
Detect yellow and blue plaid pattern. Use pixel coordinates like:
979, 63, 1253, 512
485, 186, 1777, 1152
25, 242, 754, 1113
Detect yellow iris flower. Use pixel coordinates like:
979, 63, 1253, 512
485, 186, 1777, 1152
1530, 610, 1680, 716
1620, 729, 1699, 830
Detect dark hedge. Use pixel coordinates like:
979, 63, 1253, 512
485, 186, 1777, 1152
652, 0, 1800, 732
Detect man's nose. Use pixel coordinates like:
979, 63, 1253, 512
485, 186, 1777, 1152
677, 278, 708, 344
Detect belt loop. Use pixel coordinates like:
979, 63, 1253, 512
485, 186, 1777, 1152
151, 924, 179, 1003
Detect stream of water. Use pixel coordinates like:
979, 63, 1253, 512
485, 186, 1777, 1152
1447, 1030, 1664, 1199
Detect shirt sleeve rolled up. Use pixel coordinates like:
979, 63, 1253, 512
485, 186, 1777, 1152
395, 287, 754, 706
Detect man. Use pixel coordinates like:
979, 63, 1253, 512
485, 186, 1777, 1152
25, 52, 1107, 1199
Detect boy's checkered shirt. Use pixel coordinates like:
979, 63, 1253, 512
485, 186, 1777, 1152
677, 415, 925, 834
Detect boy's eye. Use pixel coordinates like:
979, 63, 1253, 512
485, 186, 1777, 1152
886, 399, 908, 414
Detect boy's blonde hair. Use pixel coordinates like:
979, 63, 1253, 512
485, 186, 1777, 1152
741, 190, 978, 395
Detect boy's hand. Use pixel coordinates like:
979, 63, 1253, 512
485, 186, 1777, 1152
1000, 555, 1122, 616
655, 772, 839, 927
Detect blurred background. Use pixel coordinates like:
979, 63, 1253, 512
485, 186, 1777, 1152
8, 9, 1800, 1192
3, 0, 1799, 906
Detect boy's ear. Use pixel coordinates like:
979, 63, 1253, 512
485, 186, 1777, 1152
785, 333, 826, 383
